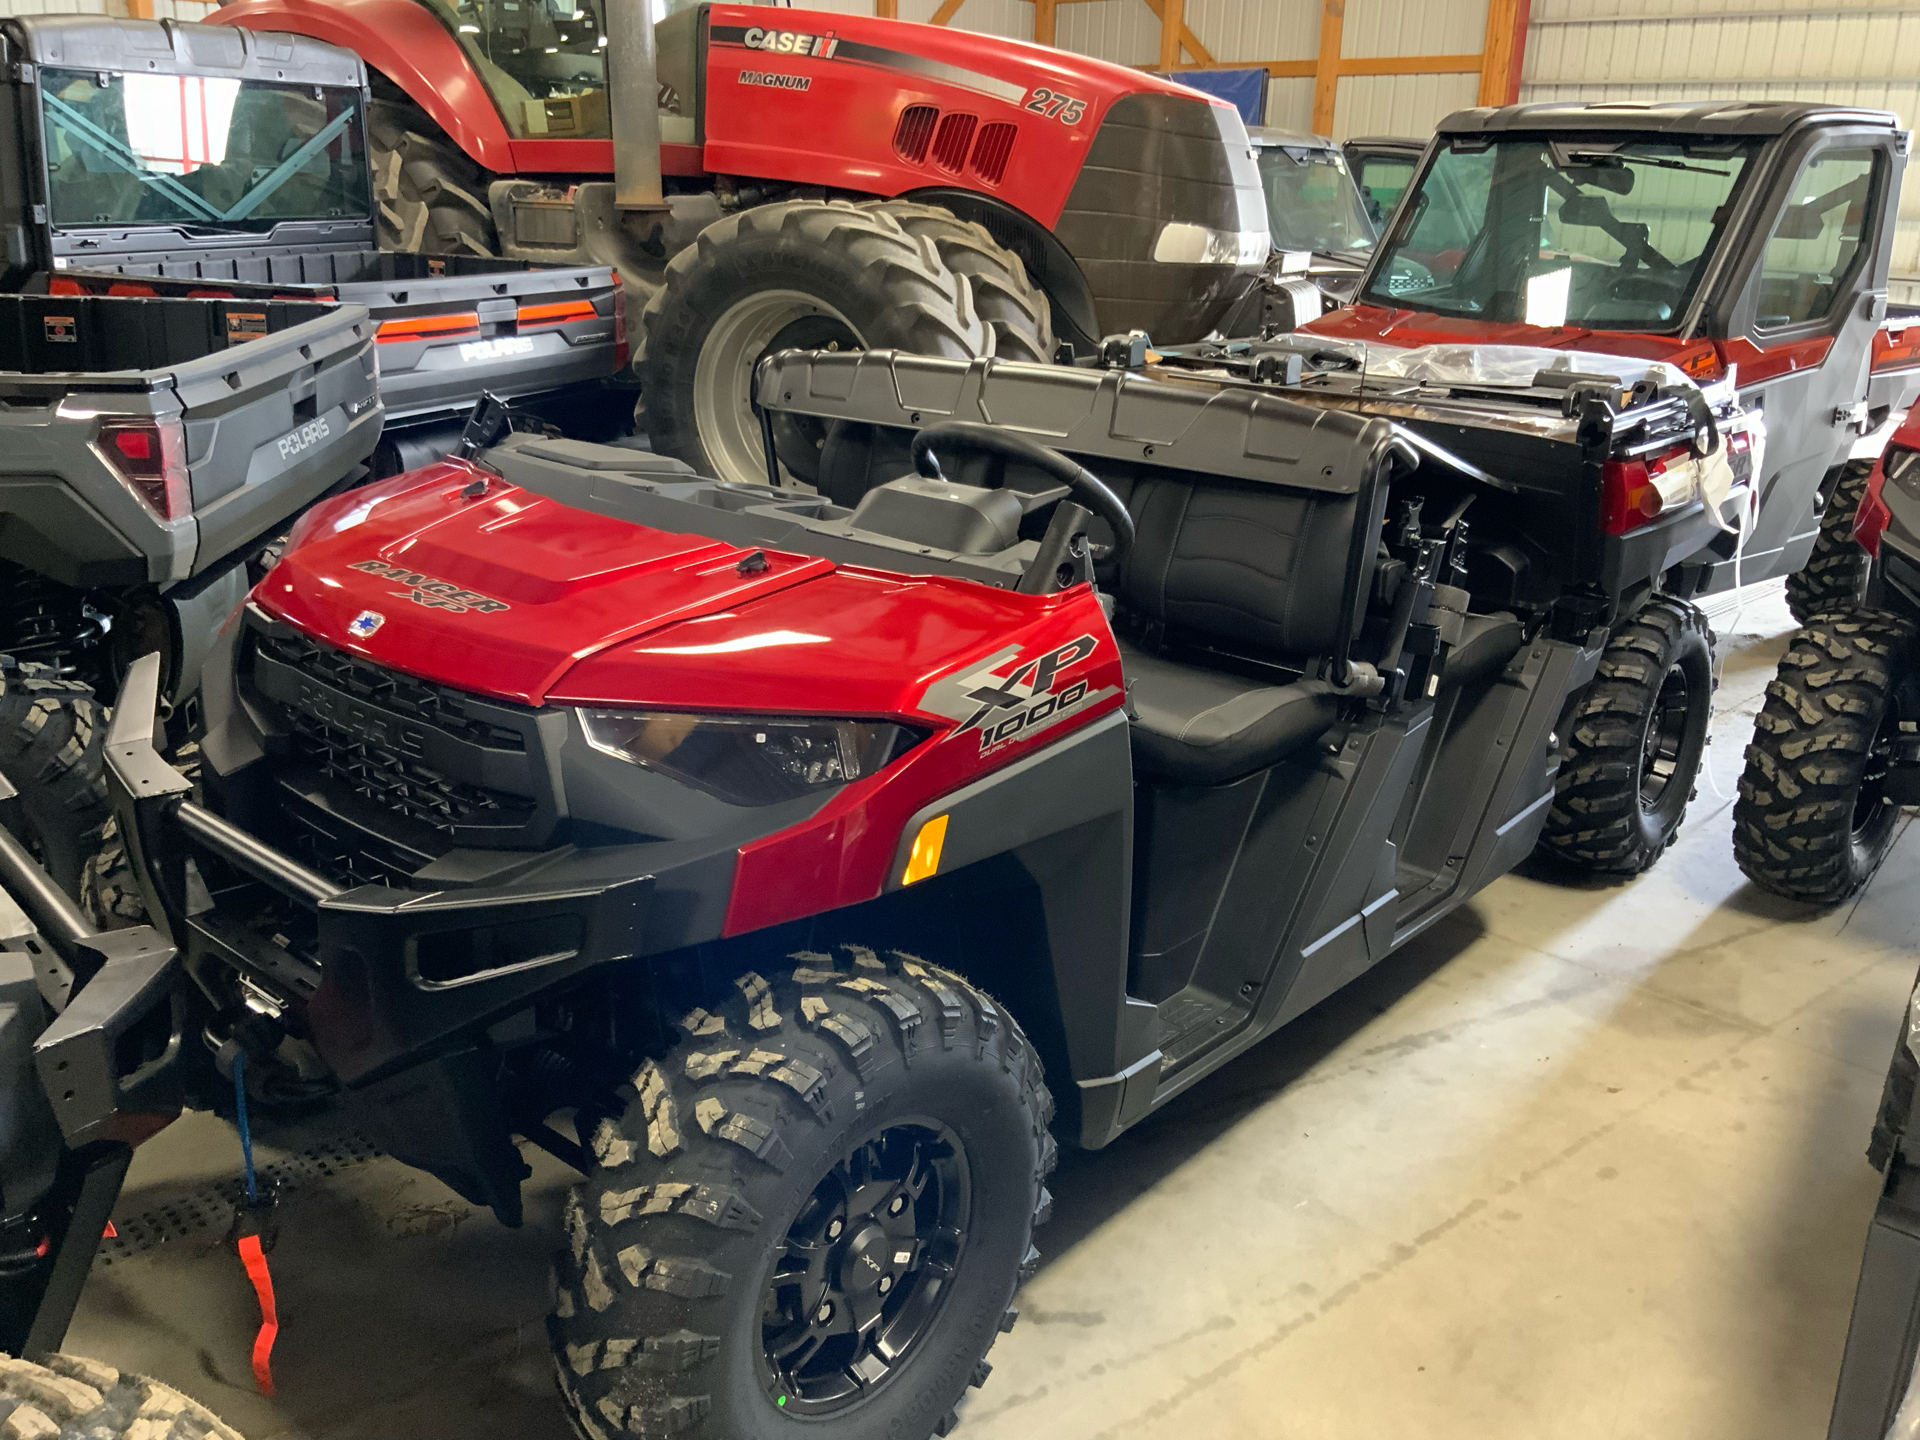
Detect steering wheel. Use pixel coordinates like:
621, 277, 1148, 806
908, 422, 1136, 572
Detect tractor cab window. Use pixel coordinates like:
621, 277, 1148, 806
1255, 145, 1376, 255
38, 69, 369, 232
423, 0, 611, 138
1755, 147, 1879, 329
1363, 136, 1757, 333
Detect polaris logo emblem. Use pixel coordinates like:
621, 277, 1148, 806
347, 610, 385, 638
278, 417, 332, 460
347, 559, 511, 615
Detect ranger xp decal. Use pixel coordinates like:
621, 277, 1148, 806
920, 633, 1116, 754
347, 560, 510, 615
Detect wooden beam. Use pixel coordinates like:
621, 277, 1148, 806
1136, 0, 1215, 66
874, 0, 897, 16
1479, 0, 1531, 105
1346, 53, 1482, 75
930, 0, 967, 24
1311, 0, 1344, 135
1157, 0, 1183, 72
1033, 0, 1057, 45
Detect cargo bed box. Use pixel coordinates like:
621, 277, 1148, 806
45, 253, 620, 427
0, 291, 380, 598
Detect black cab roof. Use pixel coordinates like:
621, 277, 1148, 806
1438, 100, 1901, 138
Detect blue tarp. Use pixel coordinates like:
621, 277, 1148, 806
1153, 67, 1268, 127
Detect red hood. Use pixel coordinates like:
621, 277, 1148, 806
257, 459, 1081, 717
1302, 305, 1713, 368
259, 461, 835, 705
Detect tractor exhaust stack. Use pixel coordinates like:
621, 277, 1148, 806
608, 0, 666, 211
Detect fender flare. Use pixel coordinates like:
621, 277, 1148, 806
209, 0, 517, 173
902, 186, 1100, 355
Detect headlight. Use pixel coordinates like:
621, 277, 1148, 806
577, 709, 922, 807
1151, 222, 1270, 266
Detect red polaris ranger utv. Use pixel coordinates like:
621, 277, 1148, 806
207, 0, 1270, 488
73, 336, 1741, 1437
1299, 101, 1920, 624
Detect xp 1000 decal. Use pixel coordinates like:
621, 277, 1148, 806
920, 633, 1116, 754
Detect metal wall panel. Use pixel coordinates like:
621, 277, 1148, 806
897, 0, 1032, 40
1054, 0, 1161, 65
1185, 0, 1319, 65
1521, 3, 1920, 301
1345, 0, 1487, 58
1266, 76, 1318, 132
1335, 71, 1482, 138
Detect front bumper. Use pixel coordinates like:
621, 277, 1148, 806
103, 653, 724, 1088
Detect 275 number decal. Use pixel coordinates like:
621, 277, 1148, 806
1024, 87, 1086, 124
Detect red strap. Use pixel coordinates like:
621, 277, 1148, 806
237, 1234, 279, 1397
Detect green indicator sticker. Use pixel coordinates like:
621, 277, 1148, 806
777, 1396, 788, 1408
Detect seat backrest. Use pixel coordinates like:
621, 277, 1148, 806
1113, 471, 1377, 662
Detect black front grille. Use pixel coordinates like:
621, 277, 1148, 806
281, 706, 537, 836
253, 632, 527, 752
243, 628, 554, 885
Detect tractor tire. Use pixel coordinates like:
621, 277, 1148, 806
1732, 609, 1914, 904
1538, 596, 1716, 875
857, 202, 1054, 364
1786, 459, 1876, 625
548, 944, 1054, 1440
637, 200, 993, 489
0, 662, 108, 899
0, 1352, 245, 1439
366, 98, 497, 257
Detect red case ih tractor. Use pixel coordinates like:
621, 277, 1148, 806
207, 0, 1271, 489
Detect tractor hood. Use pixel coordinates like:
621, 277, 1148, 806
256, 461, 836, 707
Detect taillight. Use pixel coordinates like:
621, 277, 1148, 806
96, 418, 189, 521
1856, 448, 1912, 557
612, 273, 629, 371
1601, 445, 1697, 537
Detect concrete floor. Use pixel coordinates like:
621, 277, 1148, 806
63, 582, 1917, 1440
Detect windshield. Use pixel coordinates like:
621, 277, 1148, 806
1256, 146, 1376, 254
39, 69, 369, 232
1361, 136, 1758, 331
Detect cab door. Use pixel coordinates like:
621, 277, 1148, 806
1709, 125, 1905, 588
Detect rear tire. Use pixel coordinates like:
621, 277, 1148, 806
0, 661, 108, 899
1733, 609, 1913, 904
548, 945, 1053, 1440
0, 1352, 245, 1438
366, 97, 498, 257
1786, 459, 1876, 625
637, 200, 993, 488
1538, 596, 1716, 875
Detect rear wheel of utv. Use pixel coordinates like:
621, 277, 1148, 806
1732, 609, 1914, 904
549, 945, 1054, 1440
637, 200, 993, 489
0, 661, 108, 898
1539, 596, 1715, 874
0, 1352, 245, 1438
366, 97, 497, 257
1786, 459, 1876, 625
